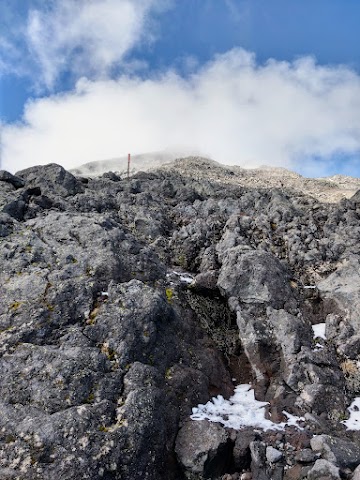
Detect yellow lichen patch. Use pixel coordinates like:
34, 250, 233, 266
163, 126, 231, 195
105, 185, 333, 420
86, 306, 99, 325
46, 303, 55, 312
341, 360, 358, 376
100, 342, 116, 361
9, 301, 23, 312
165, 288, 173, 302
341, 360, 360, 394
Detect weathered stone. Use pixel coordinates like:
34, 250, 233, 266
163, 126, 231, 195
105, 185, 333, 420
190, 270, 219, 294
233, 429, 255, 470
317, 256, 360, 331
0, 170, 25, 188
283, 464, 303, 480
310, 435, 360, 469
306, 459, 340, 479
175, 420, 232, 478
16, 163, 84, 197
2, 158, 360, 479
284, 431, 312, 450
352, 464, 360, 480
350, 189, 360, 204
240, 473, 252, 480
250, 441, 270, 480
218, 250, 293, 309
266, 446, 283, 463
295, 448, 316, 463
337, 334, 360, 359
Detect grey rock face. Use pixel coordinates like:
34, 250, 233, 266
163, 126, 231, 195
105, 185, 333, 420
218, 250, 293, 309
310, 435, 360, 469
295, 448, 316, 464
2, 158, 360, 479
175, 421, 232, 478
266, 446, 283, 463
306, 459, 340, 479
16, 163, 84, 197
317, 256, 360, 332
250, 441, 273, 480
233, 429, 255, 470
0, 170, 25, 189
352, 464, 360, 480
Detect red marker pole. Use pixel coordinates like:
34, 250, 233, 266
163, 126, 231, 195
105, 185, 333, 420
127, 153, 131, 179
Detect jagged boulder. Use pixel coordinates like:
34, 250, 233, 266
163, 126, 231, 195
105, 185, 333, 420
217, 250, 294, 309
306, 459, 340, 480
16, 163, 84, 198
0, 170, 25, 189
175, 420, 232, 479
310, 435, 360, 469
317, 255, 360, 332
1, 158, 360, 479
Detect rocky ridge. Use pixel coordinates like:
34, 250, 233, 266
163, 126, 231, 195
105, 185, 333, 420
1, 158, 360, 479
72, 154, 360, 203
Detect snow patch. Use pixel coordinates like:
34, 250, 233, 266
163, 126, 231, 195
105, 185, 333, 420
179, 274, 194, 284
343, 397, 360, 430
312, 323, 326, 340
191, 384, 304, 431
166, 270, 194, 284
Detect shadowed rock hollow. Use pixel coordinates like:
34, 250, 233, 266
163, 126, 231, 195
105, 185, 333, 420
1, 157, 360, 479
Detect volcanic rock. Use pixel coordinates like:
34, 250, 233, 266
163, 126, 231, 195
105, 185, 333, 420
1, 156, 360, 479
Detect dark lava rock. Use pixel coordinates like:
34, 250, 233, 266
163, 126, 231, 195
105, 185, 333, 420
175, 420, 233, 479
0, 170, 25, 189
306, 459, 340, 479
310, 435, 360, 469
1, 159, 360, 479
16, 163, 84, 197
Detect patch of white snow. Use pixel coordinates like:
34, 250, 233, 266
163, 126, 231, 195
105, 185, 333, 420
179, 274, 194, 284
167, 270, 194, 284
191, 384, 303, 431
312, 323, 326, 340
342, 397, 360, 430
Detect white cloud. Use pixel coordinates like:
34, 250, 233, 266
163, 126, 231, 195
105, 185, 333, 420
0, 33, 27, 78
25, 0, 169, 88
3, 48, 360, 176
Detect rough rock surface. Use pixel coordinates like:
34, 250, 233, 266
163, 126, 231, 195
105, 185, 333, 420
175, 421, 232, 479
310, 435, 360, 469
1, 157, 360, 479
72, 154, 360, 203
306, 459, 341, 479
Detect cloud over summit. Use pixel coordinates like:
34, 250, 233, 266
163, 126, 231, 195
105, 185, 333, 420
1, 1, 359, 177
3, 47, 360, 175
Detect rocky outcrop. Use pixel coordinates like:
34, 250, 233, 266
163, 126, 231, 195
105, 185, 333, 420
1, 158, 360, 479
175, 421, 233, 479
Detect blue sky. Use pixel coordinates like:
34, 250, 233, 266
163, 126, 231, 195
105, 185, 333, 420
1, 0, 360, 176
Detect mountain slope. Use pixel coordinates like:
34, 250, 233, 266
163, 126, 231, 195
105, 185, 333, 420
1, 159, 360, 479
73, 154, 360, 203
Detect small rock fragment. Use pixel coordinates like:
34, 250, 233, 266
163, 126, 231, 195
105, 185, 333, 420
295, 448, 316, 464
307, 459, 340, 479
266, 446, 283, 463
175, 420, 231, 478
